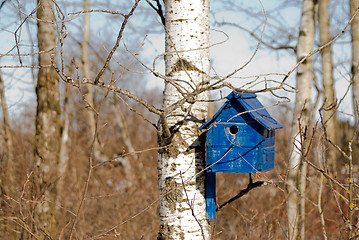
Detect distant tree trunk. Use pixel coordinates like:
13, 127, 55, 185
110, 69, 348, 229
81, 0, 107, 164
351, 0, 359, 130
112, 97, 138, 186
57, 83, 70, 200
287, 0, 316, 239
0, 71, 13, 171
34, 0, 61, 236
0, 71, 14, 238
319, 0, 337, 172
157, 0, 210, 239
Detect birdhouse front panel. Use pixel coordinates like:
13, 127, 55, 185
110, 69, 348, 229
206, 122, 268, 173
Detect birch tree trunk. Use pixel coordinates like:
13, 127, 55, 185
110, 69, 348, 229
157, 0, 210, 239
34, 0, 61, 235
287, 0, 316, 239
319, 0, 337, 172
351, 0, 359, 130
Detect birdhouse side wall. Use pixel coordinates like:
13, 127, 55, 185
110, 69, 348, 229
261, 131, 276, 171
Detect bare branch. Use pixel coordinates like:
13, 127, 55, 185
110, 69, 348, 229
14, 7, 38, 65
281, 7, 359, 85
145, 0, 165, 26
208, 0, 268, 89
94, 0, 140, 84
68, 9, 126, 17
180, 172, 205, 240
217, 174, 266, 211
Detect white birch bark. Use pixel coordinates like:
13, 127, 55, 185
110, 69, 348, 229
351, 0, 359, 128
287, 0, 316, 239
158, 0, 210, 239
319, 0, 337, 171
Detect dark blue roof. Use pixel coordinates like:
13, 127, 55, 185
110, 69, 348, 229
199, 91, 282, 130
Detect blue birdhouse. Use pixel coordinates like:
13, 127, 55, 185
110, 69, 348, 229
199, 91, 282, 219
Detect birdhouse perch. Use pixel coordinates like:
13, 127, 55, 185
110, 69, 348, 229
199, 91, 282, 219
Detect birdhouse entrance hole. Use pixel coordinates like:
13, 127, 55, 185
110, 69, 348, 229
229, 125, 238, 135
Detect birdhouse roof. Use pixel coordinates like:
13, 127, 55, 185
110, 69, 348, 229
199, 91, 282, 130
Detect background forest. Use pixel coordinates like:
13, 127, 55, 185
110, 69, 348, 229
0, 0, 358, 239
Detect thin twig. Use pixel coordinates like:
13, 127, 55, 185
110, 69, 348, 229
349, 141, 354, 238
94, 0, 140, 84
68, 37, 144, 238
280, 7, 359, 85
318, 174, 328, 240
317, 139, 328, 240
208, 0, 268, 89
180, 171, 206, 240
68, 9, 125, 17
215, 21, 295, 52
14, 7, 37, 65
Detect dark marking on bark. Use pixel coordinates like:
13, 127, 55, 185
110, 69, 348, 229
157, 223, 173, 240
170, 163, 176, 171
157, 223, 184, 240
157, 118, 186, 157
168, 58, 205, 76
164, 177, 183, 206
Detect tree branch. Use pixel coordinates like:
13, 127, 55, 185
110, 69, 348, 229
94, 0, 140, 84
145, 0, 165, 26
217, 174, 266, 211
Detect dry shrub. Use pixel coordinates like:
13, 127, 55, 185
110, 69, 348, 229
1, 98, 357, 239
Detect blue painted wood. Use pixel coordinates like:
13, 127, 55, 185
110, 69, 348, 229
200, 91, 282, 173
208, 123, 262, 148
200, 91, 282, 219
206, 171, 216, 219
199, 91, 282, 131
